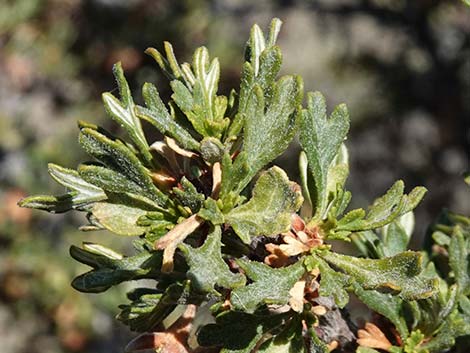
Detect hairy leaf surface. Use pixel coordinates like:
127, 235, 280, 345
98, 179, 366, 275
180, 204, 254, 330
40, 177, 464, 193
226, 166, 303, 243
179, 226, 246, 293
231, 258, 305, 313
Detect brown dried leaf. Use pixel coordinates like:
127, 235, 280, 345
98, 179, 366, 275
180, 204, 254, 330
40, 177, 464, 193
155, 215, 204, 272
288, 280, 306, 313
166, 137, 198, 158
125, 305, 198, 353
264, 243, 290, 268
279, 233, 310, 256
357, 322, 392, 351
211, 162, 221, 198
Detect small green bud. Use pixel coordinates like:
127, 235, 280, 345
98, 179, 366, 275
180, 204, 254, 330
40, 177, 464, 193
200, 137, 225, 163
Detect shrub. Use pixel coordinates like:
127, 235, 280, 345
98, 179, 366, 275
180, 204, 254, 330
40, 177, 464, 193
19, 18, 470, 353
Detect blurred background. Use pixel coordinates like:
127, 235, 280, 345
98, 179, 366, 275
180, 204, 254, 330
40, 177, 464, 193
0, 1, 469, 352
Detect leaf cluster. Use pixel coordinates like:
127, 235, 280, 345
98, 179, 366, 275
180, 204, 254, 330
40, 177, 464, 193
18, 18, 468, 353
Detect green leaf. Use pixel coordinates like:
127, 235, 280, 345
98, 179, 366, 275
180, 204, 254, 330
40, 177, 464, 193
78, 126, 168, 206
233, 75, 302, 194
102, 62, 153, 164
247, 18, 281, 79
231, 258, 305, 313
219, 152, 249, 207
237, 18, 283, 110
226, 19, 283, 142
225, 166, 303, 244
432, 231, 451, 246
459, 295, 470, 316
325, 147, 349, 198
170, 46, 230, 139
197, 310, 288, 353
366, 180, 406, 227
47, 164, 106, 203
419, 311, 470, 352
352, 283, 409, 339
178, 226, 246, 293
189, 47, 229, 138
90, 194, 157, 236
117, 284, 183, 332
258, 320, 307, 353
70, 245, 162, 293
172, 176, 205, 213
17, 194, 76, 213
78, 164, 162, 210
337, 181, 426, 231
448, 227, 470, 295
18, 163, 107, 213
69, 242, 122, 268
299, 91, 349, 220
171, 80, 193, 113
137, 82, 200, 151
137, 211, 175, 243
145, 42, 195, 87
315, 257, 350, 308
404, 330, 425, 353
350, 230, 385, 259
382, 220, 411, 257
239, 45, 281, 111
321, 251, 437, 300
198, 198, 225, 225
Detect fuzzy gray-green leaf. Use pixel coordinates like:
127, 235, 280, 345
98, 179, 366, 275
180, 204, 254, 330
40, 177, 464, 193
353, 283, 409, 339
382, 220, 411, 257
178, 226, 246, 293
449, 227, 470, 294
321, 251, 437, 300
102, 62, 153, 164
225, 166, 303, 244
238, 76, 302, 191
70, 246, 162, 293
137, 82, 200, 151
337, 181, 426, 232
78, 164, 161, 210
18, 164, 107, 213
78, 127, 168, 206
198, 310, 288, 353
316, 257, 350, 308
300, 91, 349, 220
231, 258, 305, 313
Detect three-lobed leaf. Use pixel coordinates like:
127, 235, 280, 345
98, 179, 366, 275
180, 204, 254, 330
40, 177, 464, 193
315, 256, 350, 308
178, 226, 246, 293
230, 258, 305, 313
337, 180, 426, 232
225, 166, 303, 244
299, 91, 349, 220
320, 251, 437, 300
223, 75, 303, 196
